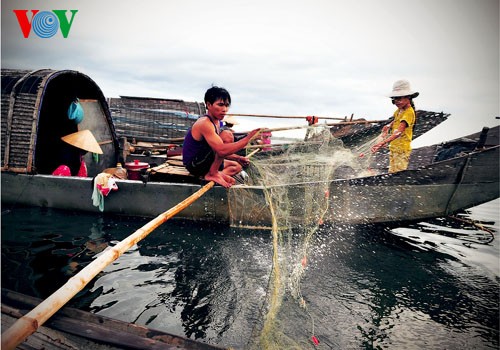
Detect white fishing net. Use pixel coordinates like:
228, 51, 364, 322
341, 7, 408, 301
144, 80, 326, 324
230, 126, 381, 348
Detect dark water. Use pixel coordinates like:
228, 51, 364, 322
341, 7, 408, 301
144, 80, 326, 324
2, 200, 499, 349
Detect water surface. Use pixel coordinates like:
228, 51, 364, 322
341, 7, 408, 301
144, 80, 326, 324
2, 199, 499, 349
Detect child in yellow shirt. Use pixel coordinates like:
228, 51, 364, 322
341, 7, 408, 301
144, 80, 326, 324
371, 80, 419, 173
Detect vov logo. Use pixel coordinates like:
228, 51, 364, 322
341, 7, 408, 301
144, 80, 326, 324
13, 10, 78, 38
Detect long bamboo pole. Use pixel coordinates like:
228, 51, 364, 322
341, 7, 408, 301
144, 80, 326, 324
245, 141, 323, 149
241, 119, 388, 134
1, 181, 215, 350
162, 118, 388, 144
227, 112, 348, 120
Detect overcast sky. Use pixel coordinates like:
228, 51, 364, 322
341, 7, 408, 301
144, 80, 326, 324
2, 0, 499, 145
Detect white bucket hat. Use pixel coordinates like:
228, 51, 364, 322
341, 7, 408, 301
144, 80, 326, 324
387, 79, 419, 98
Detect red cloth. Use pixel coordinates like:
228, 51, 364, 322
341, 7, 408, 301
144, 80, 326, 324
77, 157, 87, 177
52, 156, 87, 177
52, 165, 71, 176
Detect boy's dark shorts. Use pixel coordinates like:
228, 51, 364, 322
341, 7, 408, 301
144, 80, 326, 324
185, 151, 223, 177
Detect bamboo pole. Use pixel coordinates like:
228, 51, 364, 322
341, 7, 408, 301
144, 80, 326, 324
241, 119, 388, 134
227, 112, 348, 121
245, 141, 323, 149
160, 118, 388, 144
246, 149, 260, 158
1, 181, 215, 350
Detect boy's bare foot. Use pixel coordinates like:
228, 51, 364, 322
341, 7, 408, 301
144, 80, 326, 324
221, 173, 236, 185
204, 172, 232, 188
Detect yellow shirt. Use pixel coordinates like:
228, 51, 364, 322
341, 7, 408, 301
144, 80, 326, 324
389, 107, 415, 152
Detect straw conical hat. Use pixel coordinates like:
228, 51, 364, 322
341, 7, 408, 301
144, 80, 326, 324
61, 129, 103, 154
224, 115, 239, 125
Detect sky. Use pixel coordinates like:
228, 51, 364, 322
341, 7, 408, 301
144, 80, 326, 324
2, 0, 499, 145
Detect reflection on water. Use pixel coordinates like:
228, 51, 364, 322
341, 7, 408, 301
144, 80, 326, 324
2, 199, 499, 349
305, 218, 499, 349
84, 223, 272, 344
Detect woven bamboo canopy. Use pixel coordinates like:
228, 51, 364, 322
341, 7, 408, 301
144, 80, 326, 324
1, 69, 119, 175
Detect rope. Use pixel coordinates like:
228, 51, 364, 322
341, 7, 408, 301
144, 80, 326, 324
447, 215, 495, 244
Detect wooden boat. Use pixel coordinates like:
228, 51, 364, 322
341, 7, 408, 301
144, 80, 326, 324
1, 288, 224, 349
327, 110, 450, 147
1, 69, 498, 228
2, 127, 498, 229
123, 110, 449, 156
108, 95, 206, 143
229, 125, 499, 228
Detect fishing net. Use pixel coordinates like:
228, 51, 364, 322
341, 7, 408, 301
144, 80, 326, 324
230, 126, 382, 348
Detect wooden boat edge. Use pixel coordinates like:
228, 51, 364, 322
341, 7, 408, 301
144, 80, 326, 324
1, 288, 226, 350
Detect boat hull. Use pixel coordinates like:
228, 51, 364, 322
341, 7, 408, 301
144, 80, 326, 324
2, 146, 498, 228
1, 173, 230, 223
229, 146, 500, 228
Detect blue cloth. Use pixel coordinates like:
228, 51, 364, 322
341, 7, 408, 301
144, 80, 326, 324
67, 99, 84, 124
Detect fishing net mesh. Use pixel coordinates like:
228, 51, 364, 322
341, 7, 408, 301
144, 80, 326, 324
232, 126, 382, 348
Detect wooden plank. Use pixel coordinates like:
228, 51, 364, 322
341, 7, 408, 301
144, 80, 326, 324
2, 289, 224, 350
167, 159, 184, 167
2, 312, 82, 350
162, 167, 191, 176
49, 317, 188, 350
148, 162, 192, 177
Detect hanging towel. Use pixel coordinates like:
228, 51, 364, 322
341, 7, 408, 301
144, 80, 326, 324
92, 173, 119, 211
91, 182, 104, 211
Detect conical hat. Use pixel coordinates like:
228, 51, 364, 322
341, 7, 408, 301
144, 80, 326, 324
61, 129, 103, 154
224, 115, 239, 125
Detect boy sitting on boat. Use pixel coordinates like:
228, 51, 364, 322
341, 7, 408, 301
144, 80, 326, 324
182, 86, 260, 188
